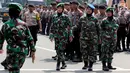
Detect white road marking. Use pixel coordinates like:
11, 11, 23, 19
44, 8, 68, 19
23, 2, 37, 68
36, 46, 125, 70
36, 46, 55, 52
0, 69, 130, 72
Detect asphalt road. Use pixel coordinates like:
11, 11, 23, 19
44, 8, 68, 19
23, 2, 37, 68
0, 22, 130, 73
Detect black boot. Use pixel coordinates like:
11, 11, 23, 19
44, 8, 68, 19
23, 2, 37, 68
88, 61, 93, 71
72, 56, 82, 62
102, 61, 109, 71
108, 62, 116, 70
56, 61, 60, 71
82, 61, 88, 70
61, 61, 67, 69
123, 48, 128, 51
52, 55, 58, 60
1, 62, 7, 70
29, 51, 32, 57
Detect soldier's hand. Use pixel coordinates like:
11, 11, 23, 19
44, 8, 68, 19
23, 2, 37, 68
50, 38, 53, 42
31, 52, 35, 63
0, 50, 3, 54
69, 37, 73, 42
99, 40, 101, 44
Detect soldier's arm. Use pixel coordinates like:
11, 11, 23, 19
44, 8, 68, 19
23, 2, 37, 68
0, 25, 6, 50
49, 16, 55, 40
25, 25, 36, 52
66, 16, 73, 37
100, 20, 106, 30
113, 23, 119, 39
96, 19, 101, 41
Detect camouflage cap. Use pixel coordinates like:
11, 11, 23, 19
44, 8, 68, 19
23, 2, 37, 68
8, 2, 23, 11
57, 3, 64, 8
106, 7, 114, 12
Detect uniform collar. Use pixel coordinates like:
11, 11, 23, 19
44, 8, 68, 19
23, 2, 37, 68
55, 13, 65, 17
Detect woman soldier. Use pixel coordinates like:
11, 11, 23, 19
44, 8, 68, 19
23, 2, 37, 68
49, 3, 73, 71
100, 7, 118, 71
78, 4, 100, 71
0, 3, 36, 73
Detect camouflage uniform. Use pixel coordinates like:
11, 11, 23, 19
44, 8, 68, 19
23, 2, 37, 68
78, 4, 99, 71
49, 13, 73, 61
79, 13, 99, 62
100, 7, 118, 71
0, 19, 36, 73
0, 3, 36, 73
101, 17, 118, 62
49, 3, 73, 70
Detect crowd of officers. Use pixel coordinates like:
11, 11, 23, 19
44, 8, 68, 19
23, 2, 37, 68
0, 1, 130, 73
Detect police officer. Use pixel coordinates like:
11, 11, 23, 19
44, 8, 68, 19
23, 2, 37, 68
64, 2, 70, 15
24, 4, 42, 57
0, 3, 36, 73
95, 4, 107, 60
125, 10, 130, 51
70, 1, 83, 62
78, 5, 85, 12
47, 2, 57, 36
93, 4, 99, 16
41, 6, 48, 35
116, 8, 127, 52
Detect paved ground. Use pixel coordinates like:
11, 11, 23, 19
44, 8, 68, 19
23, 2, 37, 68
0, 22, 130, 73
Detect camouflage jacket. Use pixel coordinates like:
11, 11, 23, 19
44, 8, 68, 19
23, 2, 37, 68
78, 13, 99, 44
101, 17, 119, 42
0, 19, 35, 54
49, 13, 73, 40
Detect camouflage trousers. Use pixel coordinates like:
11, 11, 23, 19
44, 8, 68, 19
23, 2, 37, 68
2, 52, 26, 73
55, 38, 67, 62
56, 50, 65, 62
80, 40, 97, 62
101, 40, 116, 62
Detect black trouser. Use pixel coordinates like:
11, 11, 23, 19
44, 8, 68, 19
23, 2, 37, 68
28, 25, 38, 44
65, 40, 74, 59
41, 23, 46, 35
72, 30, 82, 59
127, 31, 130, 50
41, 18, 47, 35
27, 26, 38, 55
46, 23, 51, 35
98, 44, 101, 60
116, 27, 126, 50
